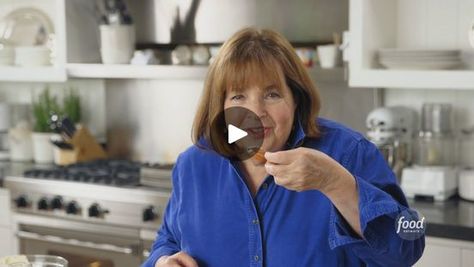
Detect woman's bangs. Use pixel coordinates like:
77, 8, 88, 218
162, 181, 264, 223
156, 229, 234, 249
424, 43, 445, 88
223, 57, 285, 94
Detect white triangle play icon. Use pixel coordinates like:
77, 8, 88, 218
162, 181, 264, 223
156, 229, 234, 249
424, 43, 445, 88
228, 124, 248, 144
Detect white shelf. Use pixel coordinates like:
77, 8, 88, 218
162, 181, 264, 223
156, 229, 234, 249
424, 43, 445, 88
350, 69, 474, 90
67, 64, 347, 82
67, 64, 209, 80
0, 66, 67, 82
0, 64, 344, 82
348, 0, 474, 90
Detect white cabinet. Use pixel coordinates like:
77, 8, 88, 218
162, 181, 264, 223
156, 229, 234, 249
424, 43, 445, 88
0, 188, 14, 257
0, 0, 67, 82
348, 0, 474, 89
462, 248, 474, 267
0, 0, 209, 81
416, 237, 474, 267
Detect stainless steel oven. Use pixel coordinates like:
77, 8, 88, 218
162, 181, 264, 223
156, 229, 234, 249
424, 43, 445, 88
14, 214, 145, 267
4, 161, 170, 267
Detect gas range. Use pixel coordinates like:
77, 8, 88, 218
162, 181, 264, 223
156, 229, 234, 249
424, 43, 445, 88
23, 160, 141, 187
4, 160, 172, 230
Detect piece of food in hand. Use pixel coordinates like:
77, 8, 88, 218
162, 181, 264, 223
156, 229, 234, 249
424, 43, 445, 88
253, 148, 267, 164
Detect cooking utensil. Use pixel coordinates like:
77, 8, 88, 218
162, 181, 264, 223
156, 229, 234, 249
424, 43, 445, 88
60, 117, 76, 138
50, 139, 73, 150
48, 114, 76, 139
48, 113, 61, 133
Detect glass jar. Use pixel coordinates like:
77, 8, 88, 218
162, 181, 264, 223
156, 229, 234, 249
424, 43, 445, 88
460, 128, 474, 169
413, 131, 455, 166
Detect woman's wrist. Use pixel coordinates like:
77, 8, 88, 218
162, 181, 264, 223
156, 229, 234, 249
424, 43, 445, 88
320, 166, 357, 204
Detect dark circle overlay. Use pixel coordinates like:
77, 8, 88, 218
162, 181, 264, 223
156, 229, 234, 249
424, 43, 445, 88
394, 209, 426, 241
210, 107, 264, 161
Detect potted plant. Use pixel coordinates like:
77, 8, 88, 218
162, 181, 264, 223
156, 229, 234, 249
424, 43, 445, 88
32, 87, 60, 163
62, 88, 81, 124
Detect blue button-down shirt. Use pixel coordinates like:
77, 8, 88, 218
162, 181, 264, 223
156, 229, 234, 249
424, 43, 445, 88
142, 117, 424, 267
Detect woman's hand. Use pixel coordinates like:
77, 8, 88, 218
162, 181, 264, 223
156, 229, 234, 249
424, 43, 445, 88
155, 251, 198, 267
264, 147, 362, 236
264, 147, 352, 194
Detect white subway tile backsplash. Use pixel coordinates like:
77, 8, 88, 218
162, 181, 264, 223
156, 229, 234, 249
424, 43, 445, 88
384, 88, 474, 132
0, 80, 106, 138
105, 79, 204, 163
103, 73, 374, 163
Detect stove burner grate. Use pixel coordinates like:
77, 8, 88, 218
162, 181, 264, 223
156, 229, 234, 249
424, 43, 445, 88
23, 160, 141, 187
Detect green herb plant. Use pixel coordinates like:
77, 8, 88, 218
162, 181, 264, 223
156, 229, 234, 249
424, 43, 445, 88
62, 88, 81, 124
32, 87, 61, 133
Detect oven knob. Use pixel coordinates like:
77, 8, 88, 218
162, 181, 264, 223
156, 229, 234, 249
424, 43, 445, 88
50, 196, 64, 210
37, 197, 49, 210
143, 206, 157, 222
66, 201, 80, 215
15, 195, 30, 208
88, 203, 108, 218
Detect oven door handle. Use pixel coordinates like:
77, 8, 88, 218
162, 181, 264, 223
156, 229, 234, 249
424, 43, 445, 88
16, 230, 135, 255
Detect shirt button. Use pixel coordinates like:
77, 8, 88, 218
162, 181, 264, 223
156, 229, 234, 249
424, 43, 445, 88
252, 219, 259, 225
254, 255, 260, 261
262, 183, 268, 189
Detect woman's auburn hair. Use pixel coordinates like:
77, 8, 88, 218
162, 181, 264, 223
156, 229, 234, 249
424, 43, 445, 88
192, 27, 322, 151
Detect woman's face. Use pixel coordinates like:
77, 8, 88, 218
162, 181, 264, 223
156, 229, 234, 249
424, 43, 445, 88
224, 77, 296, 153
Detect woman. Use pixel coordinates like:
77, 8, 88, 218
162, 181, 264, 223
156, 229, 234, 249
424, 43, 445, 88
142, 28, 425, 267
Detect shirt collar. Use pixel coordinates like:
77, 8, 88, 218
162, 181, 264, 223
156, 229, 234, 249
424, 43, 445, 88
286, 116, 306, 149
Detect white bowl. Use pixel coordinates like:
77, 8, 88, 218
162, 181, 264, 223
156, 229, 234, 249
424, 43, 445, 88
15, 46, 51, 67
0, 45, 14, 65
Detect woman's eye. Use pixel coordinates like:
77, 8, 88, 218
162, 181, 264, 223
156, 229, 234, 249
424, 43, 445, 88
230, 94, 244, 101
265, 91, 281, 99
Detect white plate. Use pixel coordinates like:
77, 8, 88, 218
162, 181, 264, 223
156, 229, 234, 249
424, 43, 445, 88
379, 48, 459, 57
380, 59, 462, 70
380, 55, 460, 61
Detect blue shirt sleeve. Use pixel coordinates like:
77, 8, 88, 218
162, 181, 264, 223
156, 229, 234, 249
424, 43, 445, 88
328, 138, 425, 267
141, 160, 182, 267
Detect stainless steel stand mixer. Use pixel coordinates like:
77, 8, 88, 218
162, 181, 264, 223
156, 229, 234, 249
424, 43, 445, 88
366, 106, 417, 183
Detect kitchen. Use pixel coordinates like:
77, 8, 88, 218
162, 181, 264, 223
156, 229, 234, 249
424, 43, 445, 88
1, 0, 474, 266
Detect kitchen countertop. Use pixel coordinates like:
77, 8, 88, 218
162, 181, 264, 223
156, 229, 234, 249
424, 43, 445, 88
0, 161, 50, 186
409, 197, 474, 242
1, 161, 474, 242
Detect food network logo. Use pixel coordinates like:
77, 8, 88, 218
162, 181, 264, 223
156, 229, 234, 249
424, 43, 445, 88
395, 209, 426, 240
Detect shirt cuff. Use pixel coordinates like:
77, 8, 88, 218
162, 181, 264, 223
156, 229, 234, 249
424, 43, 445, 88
328, 175, 403, 251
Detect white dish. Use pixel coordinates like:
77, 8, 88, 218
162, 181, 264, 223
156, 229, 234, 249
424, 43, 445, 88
15, 46, 51, 66
0, 7, 54, 46
380, 59, 462, 70
0, 44, 14, 65
380, 55, 460, 61
379, 48, 459, 57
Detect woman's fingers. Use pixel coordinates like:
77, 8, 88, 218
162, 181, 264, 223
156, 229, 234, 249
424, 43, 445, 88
264, 149, 298, 164
156, 252, 198, 267
265, 162, 289, 177
175, 252, 199, 267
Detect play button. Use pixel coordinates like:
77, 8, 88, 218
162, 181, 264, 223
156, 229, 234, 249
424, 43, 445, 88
210, 107, 264, 161
228, 124, 248, 144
